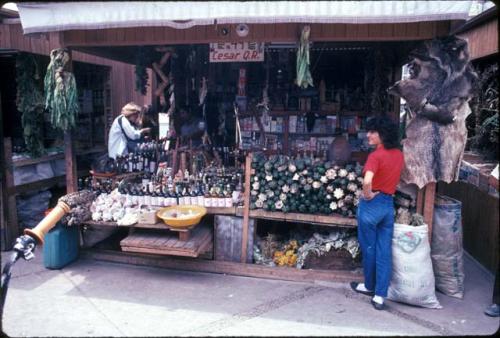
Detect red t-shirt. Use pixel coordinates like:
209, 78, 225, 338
363, 145, 404, 195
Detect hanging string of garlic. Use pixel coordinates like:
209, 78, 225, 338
44, 48, 79, 131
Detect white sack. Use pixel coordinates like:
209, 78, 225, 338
387, 223, 442, 309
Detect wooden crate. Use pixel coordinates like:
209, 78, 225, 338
302, 249, 361, 271
215, 215, 255, 263
120, 223, 213, 258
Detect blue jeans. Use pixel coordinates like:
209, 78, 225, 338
356, 193, 394, 297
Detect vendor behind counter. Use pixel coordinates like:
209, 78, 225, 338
176, 106, 206, 148
108, 102, 151, 159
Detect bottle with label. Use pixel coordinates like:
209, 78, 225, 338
224, 184, 233, 207
143, 185, 151, 206
217, 185, 225, 207
189, 184, 197, 205
138, 153, 145, 172
169, 185, 177, 206
197, 181, 205, 206
176, 185, 183, 205
204, 183, 212, 208
149, 149, 157, 174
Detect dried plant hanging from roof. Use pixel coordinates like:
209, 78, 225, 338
44, 48, 79, 131
135, 46, 150, 95
16, 53, 46, 158
295, 25, 314, 89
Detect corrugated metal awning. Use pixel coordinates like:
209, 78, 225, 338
17, 1, 474, 34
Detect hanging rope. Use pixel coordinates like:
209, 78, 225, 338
296, 25, 314, 89
44, 48, 79, 131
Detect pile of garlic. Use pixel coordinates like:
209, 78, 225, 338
90, 189, 140, 224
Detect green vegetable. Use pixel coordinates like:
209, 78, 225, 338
16, 53, 45, 157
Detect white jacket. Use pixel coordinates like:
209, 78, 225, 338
108, 115, 141, 159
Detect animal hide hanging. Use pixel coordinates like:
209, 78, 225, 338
388, 36, 478, 188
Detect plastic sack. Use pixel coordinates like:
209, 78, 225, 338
16, 190, 52, 229
387, 223, 442, 309
431, 195, 464, 299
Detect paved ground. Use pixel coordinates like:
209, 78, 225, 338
1, 250, 498, 337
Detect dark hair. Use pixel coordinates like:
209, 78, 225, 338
365, 115, 401, 149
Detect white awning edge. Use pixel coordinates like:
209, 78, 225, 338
17, 1, 474, 34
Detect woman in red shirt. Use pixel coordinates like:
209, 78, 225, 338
350, 116, 404, 310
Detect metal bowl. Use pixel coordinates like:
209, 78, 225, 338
156, 205, 207, 229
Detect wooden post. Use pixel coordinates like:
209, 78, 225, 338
65, 132, 77, 193
283, 115, 289, 155
423, 182, 436, 242
416, 182, 436, 242
416, 187, 425, 215
64, 49, 78, 194
240, 153, 252, 263
2, 137, 19, 250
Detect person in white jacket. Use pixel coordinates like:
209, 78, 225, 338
108, 102, 151, 159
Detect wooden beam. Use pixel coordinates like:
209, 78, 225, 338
82, 249, 363, 284
240, 153, 252, 263
12, 153, 65, 168
60, 22, 452, 49
2, 137, 19, 249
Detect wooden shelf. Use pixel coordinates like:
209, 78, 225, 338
13, 153, 65, 168
248, 209, 357, 227
84, 207, 238, 230
120, 223, 213, 258
269, 110, 368, 117
288, 132, 334, 137
82, 249, 363, 283
13, 147, 107, 168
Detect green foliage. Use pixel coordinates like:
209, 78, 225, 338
470, 63, 498, 159
16, 53, 45, 157
135, 47, 149, 95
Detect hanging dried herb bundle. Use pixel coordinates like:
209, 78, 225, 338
470, 64, 498, 159
44, 48, 79, 131
135, 46, 149, 95
16, 53, 45, 157
296, 25, 314, 89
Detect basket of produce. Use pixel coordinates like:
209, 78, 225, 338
157, 205, 207, 229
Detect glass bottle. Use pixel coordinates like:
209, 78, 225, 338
204, 183, 212, 208
225, 184, 233, 207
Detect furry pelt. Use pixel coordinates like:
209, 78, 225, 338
388, 36, 478, 188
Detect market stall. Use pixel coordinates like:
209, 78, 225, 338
7, 1, 477, 283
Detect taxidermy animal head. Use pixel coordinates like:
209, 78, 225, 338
387, 36, 477, 125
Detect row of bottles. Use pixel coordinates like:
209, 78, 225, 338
114, 139, 172, 174
115, 177, 239, 208
81, 165, 244, 208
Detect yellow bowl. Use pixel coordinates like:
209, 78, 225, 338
156, 205, 207, 229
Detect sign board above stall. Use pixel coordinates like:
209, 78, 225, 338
209, 42, 264, 63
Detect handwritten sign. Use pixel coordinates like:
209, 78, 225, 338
209, 42, 264, 63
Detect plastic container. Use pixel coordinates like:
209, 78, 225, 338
43, 209, 79, 269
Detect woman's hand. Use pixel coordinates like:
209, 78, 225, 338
140, 128, 151, 134
363, 191, 380, 200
